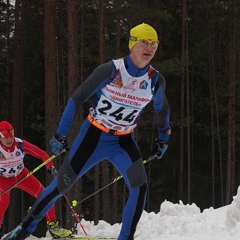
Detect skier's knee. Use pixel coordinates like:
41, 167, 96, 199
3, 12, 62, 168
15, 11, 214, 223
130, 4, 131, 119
126, 159, 147, 189
57, 155, 78, 194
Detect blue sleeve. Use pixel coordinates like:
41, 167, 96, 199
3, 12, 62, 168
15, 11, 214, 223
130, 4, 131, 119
152, 74, 171, 142
57, 98, 77, 137
56, 61, 113, 137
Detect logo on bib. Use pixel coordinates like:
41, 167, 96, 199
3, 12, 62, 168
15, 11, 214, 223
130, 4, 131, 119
124, 78, 138, 92
16, 151, 21, 157
139, 80, 148, 89
0, 153, 5, 160
110, 73, 123, 88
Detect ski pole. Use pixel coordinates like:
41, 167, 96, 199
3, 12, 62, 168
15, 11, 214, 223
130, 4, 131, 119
0, 151, 65, 197
63, 194, 88, 236
72, 155, 157, 207
51, 172, 89, 236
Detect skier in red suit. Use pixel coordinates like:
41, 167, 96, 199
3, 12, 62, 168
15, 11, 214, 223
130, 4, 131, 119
0, 121, 72, 239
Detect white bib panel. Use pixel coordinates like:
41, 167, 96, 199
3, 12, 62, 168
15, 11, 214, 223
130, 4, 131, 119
90, 59, 154, 132
0, 139, 25, 178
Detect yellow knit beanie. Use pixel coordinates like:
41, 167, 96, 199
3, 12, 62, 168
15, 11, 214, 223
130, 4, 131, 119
129, 23, 158, 50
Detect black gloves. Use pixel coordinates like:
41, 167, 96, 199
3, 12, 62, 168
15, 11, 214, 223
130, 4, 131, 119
47, 166, 58, 177
149, 139, 168, 160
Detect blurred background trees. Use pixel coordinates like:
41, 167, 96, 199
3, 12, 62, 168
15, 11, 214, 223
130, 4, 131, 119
0, 0, 239, 236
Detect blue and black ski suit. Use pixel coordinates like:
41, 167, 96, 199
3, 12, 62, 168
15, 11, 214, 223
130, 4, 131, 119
21, 55, 170, 240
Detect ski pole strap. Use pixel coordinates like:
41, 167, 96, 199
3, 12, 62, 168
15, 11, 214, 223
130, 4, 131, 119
0, 151, 65, 197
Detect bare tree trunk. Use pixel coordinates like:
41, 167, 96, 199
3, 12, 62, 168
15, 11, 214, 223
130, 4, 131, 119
6, 0, 11, 90
8, 0, 23, 231
94, 164, 100, 225
44, 0, 62, 226
213, 2, 225, 206
65, 0, 81, 232
183, 0, 191, 203
98, 0, 110, 223
115, 0, 121, 57
209, 14, 224, 204
12, 0, 22, 135
111, 0, 122, 223
44, 0, 58, 157
92, 0, 107, 225
155, 0, 163, 54
0, 0, 12, 121
207, 3, 217, 207
210, 78, 215, 207
213, 63, 224, 206
229, 0, 237, 201
226, 0, 237, 204
208, 27, 215, 207
178, 0, 186, 201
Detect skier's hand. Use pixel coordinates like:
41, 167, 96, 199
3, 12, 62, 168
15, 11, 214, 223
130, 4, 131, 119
47, 166, 58, 177
149, 139, 168, 160
49, 133, 68, 155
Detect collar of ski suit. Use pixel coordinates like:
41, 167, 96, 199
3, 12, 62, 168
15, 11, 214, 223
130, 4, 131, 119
0, 141, 15, 152
126, 55, 150, 77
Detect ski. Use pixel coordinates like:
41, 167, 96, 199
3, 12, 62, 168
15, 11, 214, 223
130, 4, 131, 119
1, 234, 117, 240
44, 236, 117, 240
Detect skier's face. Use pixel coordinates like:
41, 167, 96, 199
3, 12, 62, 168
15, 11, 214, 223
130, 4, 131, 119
0, 136, 14, 148
130, 40, 157, 69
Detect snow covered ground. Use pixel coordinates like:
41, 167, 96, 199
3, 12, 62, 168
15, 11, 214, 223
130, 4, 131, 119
62, 186, 240, 240
5, 187, 240, 240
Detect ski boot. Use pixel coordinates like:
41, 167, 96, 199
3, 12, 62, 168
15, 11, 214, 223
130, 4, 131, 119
47, 221, 72, 239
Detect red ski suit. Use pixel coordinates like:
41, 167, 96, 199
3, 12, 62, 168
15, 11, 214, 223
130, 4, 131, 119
0, 138, 56, 228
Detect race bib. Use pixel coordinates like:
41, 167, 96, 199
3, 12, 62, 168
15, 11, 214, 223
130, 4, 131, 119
0, 161, 24, 178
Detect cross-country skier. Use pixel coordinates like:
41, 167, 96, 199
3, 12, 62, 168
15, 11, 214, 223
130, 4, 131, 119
0, 121, 72, 238
5, 23, 171, 240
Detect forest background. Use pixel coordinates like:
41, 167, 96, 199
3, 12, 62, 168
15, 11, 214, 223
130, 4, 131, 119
0, 0, 240, 237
